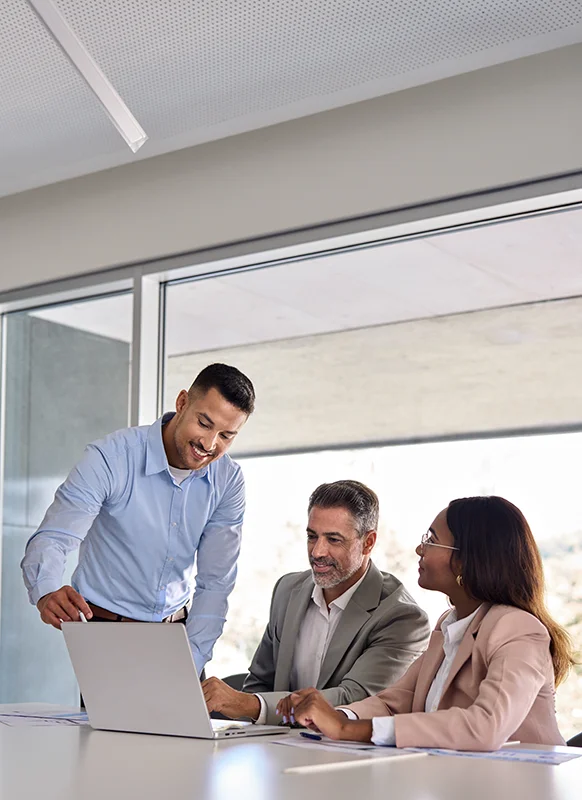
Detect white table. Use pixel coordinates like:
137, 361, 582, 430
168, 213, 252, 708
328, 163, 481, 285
1, 705, 580, 800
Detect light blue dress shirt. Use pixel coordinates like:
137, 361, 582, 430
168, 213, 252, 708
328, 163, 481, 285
21, 413, 245, 674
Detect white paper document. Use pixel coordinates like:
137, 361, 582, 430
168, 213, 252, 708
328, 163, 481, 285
274, 736, 425, 758
274, 736, 580, 767
0, 710, 89, 727
405, 747, 582, 765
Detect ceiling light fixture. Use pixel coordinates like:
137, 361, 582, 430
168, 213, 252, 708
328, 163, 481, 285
27, 0, 148, 153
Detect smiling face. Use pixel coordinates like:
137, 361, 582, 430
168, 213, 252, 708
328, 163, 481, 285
163, 387, 248, 471
307, 506, 376, 592
416, 508, 461, 596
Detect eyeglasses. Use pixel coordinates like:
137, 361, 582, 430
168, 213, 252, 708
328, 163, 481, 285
420, 532, 459, 552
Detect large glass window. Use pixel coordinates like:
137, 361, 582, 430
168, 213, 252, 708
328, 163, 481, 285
228, 435, 582, 740
164, 206, 582, 451
163, 206, 582, 739
0, 293, 132, 705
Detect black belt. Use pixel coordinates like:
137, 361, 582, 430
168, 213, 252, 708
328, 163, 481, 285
86, 601, 188, 623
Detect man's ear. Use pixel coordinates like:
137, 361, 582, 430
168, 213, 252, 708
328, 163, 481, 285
175, 389, 190, 413
362, 530, 377, 555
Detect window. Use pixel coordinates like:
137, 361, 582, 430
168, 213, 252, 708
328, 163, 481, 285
0, 293, 132, 705
1, 193, 581, 736
163, 205, 582, 738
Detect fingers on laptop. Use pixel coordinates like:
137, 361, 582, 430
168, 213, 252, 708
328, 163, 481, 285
38, 585, 93, 629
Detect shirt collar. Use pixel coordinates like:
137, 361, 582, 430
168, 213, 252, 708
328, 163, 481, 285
145, 413, 209, 480
441, 604, 482, 646
311, 563, 370, 613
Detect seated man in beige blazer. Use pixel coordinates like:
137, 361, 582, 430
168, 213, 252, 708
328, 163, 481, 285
202, 480, 430, 724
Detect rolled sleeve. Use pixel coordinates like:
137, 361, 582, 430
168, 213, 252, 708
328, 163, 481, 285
186, 468, 245, 673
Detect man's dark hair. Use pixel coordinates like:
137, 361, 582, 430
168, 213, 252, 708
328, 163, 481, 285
308, 480, 379, 537
189, 363, 255, 415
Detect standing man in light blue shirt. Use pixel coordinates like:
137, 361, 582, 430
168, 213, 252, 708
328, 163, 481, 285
21, 363, 255, 674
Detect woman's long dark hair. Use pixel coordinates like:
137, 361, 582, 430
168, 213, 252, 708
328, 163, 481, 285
446, 496, 574, 686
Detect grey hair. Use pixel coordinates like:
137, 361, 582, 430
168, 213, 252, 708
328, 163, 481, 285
307, 480, 379, 537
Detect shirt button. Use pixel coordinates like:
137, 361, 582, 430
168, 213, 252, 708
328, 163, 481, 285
171, 522, 177, 527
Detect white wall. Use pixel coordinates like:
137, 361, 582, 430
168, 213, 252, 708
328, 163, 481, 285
0, 43, 581, 293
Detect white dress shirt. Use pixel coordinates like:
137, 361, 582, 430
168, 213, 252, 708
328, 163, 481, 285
340, 605, 482, 745
254, 567, 369, 723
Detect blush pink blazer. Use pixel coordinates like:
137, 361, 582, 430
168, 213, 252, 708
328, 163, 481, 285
346, 604, 565, 751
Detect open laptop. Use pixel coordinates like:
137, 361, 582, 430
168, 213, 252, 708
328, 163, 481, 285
62, 620, 289, 739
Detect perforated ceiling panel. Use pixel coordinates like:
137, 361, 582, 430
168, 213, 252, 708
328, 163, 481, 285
1, 0, 582, 196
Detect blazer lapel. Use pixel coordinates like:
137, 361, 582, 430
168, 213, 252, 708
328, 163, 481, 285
412, 629, 445, 711
273, 576, 313, 691
437, 604, 490, 706
317, 563, 383, 689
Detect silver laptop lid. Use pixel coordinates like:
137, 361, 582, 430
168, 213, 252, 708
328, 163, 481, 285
62, 621, 215, 738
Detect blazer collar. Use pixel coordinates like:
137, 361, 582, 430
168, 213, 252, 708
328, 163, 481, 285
412, 604, 489, 711
438, 603, 490, 703
273, 576, 313, 690
317, 562, 384, 688
412, 628, 445, 711
273, 562, 384, 691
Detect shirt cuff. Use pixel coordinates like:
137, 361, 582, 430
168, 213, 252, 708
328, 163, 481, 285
28, 579, 62, 607
371, 716, 396, 746
254, 694, 268, 725
337, 707, 358, 720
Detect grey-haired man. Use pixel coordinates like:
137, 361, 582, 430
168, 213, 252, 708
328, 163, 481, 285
203, 480, 430, 724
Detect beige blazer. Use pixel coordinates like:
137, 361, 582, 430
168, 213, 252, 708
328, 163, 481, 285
346, 604, 565, 751
242, 562, 430, 724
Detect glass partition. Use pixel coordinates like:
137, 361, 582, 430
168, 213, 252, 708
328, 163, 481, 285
0, 292, 132, 704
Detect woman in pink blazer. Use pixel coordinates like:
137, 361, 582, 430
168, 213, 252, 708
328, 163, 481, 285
278, 496, 574, 751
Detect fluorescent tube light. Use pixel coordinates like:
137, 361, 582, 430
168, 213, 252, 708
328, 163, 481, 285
27, 0, 148, 153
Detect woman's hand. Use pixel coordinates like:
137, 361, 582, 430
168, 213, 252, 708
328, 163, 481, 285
275, 689, 312, 725
292, 689, 347, 738
277, 688, 373, 741
276, 688, 314, 726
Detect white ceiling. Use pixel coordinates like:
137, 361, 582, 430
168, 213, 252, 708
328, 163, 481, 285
2, 0, 582, 197
31, 205, 582, 355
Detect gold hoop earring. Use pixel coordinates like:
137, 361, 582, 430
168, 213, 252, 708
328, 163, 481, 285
456, 574, 464, 587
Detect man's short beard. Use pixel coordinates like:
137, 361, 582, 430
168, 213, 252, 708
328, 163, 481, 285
311, 557, 364, 589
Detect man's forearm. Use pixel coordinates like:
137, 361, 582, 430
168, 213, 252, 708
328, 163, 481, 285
186, 606, 227, 675
21, 532, 80, 605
